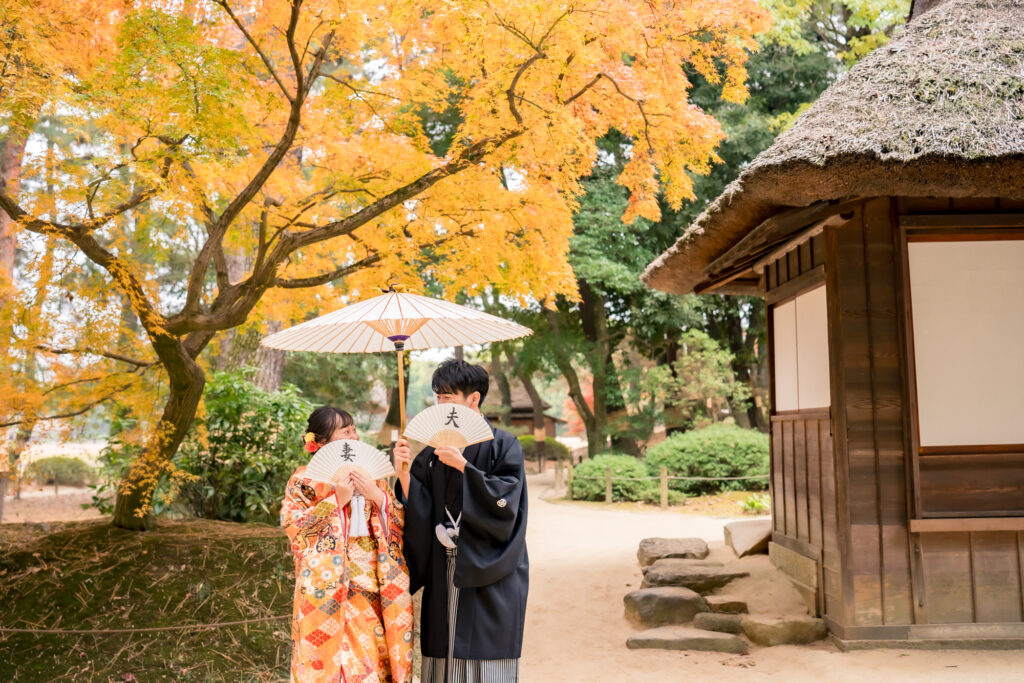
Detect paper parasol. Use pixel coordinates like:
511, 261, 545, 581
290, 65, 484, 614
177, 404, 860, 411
260, 286, 531, 468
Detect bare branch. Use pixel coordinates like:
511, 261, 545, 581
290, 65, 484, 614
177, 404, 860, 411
215, 0, 294, 102
565, 72, 653, 152
1, 395, 117, 428
506, 52, 545, 125
180, 23, 334, 319
273, 253, 381, 288
36, 345, 155, 368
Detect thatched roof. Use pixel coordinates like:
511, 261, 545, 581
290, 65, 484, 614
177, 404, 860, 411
643, 0, 1024, 295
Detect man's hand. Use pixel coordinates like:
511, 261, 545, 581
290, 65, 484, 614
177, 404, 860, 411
435, 445, 467, 472
394, 438, 413, 496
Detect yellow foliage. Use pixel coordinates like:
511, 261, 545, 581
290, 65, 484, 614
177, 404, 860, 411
1, 0, 771, 515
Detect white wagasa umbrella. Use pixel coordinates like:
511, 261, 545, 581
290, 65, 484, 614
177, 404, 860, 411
260, 286, 532, 453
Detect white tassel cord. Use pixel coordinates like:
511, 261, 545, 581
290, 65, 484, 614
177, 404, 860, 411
349, 494, 370, 537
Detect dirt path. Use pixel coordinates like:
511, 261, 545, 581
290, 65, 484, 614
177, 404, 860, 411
7, 473, 1024, 680
1, 486, 105, 523
521, 472, 1024, 682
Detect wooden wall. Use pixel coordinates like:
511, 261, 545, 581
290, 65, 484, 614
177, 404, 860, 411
898, 196, 1024, 630
764, 195, 1024, 638
765, 235, 840, 622
770, 412, 840, 620
826, 198, 915, 629
764, 233, 825, 293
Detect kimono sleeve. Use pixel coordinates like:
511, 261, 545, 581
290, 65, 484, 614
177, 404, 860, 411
280, 468, 338, 554
455, 433, 528, 588
396, 449, 435, 593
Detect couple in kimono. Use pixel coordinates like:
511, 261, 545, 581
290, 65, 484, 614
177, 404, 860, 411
280, 359, 529, 683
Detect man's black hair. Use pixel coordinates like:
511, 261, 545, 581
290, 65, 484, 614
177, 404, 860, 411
305, 405, 353, 445
431, 358, 490, 403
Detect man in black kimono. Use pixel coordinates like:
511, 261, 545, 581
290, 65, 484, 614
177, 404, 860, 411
394, 359, 528, 683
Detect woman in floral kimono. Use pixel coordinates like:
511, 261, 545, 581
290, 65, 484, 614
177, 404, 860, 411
281, 406, 413, 682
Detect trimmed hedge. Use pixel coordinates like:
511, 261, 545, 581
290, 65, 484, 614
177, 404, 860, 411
645, 424, 769, 496
25, 456, 95, 487
570, 454, 652, 502
517, 435, 570, 463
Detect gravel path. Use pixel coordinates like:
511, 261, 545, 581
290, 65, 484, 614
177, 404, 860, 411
521, 472, 1024, 682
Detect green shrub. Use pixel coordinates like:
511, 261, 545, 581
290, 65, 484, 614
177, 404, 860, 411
741, 492, 771, 514
645, 424, 769, 496
640, 487, 688, 506
175, 370, 313, 524
570, 453, 653, 502
517, 435, 570, 463
25, 456, 95, 488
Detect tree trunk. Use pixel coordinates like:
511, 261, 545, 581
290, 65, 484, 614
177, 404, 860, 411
112, 344, 206, 530
0, 130, 28, 277
543, 307, 601, 457
518, 369, 547, 472
255, 320, 285, 391
490, 346, 513, 427
376, 354, 410, 444
706, 298, 769, 433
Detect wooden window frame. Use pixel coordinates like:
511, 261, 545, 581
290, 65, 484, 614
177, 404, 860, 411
897, 214, 1024, 522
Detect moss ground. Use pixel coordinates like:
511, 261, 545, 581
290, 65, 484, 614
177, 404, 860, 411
0, 519, 294, 682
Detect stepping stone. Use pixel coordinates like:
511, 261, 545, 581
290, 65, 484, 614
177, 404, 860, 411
740, 615, 827, 646
626, 625, 748, 654
637, 537, 710, 568
705, 595, 748, 614
641, 559, 749, 593
623, 587, 709, 626
694, 612, 743, 634
724, 519, 772, 557
640, 559, 722, 576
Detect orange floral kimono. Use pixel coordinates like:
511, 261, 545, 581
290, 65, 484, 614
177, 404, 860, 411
281, 466, 414, 683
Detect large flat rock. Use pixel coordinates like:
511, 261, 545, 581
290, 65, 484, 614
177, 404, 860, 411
626, 625, 748, 654
624, 587, 709, 626
724, 519, 772, 557
641, 559, 749, 593
740, 615, 827, 646
705, 595, 748, 614
694, 612, 744, 634
640, 559, 722, 576
637, 537, 710, 568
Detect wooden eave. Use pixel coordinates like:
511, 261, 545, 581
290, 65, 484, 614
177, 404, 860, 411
692, 198, 866, 296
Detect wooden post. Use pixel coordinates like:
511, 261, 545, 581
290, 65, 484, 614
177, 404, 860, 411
554, 459, 563, 491
605, 467, 612, 504
567, 464, 574, 497
660, 466, 668, 510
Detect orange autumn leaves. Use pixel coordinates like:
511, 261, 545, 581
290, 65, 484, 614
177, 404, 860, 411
1, 0, 770, 433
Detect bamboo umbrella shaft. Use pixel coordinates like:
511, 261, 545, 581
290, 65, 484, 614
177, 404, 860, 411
396, 342, 408, 472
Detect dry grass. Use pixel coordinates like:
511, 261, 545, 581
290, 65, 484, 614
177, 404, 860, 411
0, 519, 294, 682
550, 490, 768, 517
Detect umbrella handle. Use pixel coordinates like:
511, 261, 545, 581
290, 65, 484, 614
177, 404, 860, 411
396, 345, 409, 473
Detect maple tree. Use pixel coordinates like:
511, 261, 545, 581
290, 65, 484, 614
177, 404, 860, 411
1, 0, 770, 528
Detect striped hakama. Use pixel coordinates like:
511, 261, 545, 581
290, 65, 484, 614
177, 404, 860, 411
419, 547, 519, 683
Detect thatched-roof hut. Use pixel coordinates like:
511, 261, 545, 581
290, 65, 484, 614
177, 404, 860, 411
482, 384, 563, 438
645, 0, 1024, 646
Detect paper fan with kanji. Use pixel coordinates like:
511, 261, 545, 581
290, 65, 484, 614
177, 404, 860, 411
304, 439, 395, 482
404, 404, 493, 449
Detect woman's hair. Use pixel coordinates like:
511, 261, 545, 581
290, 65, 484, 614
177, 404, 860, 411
431, 358, 490, 403
305, 406, 354, 445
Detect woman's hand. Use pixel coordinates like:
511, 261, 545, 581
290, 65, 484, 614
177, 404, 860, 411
349, 469, 385, 507
331, 469, 354, 507
393, 438, 412, 496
